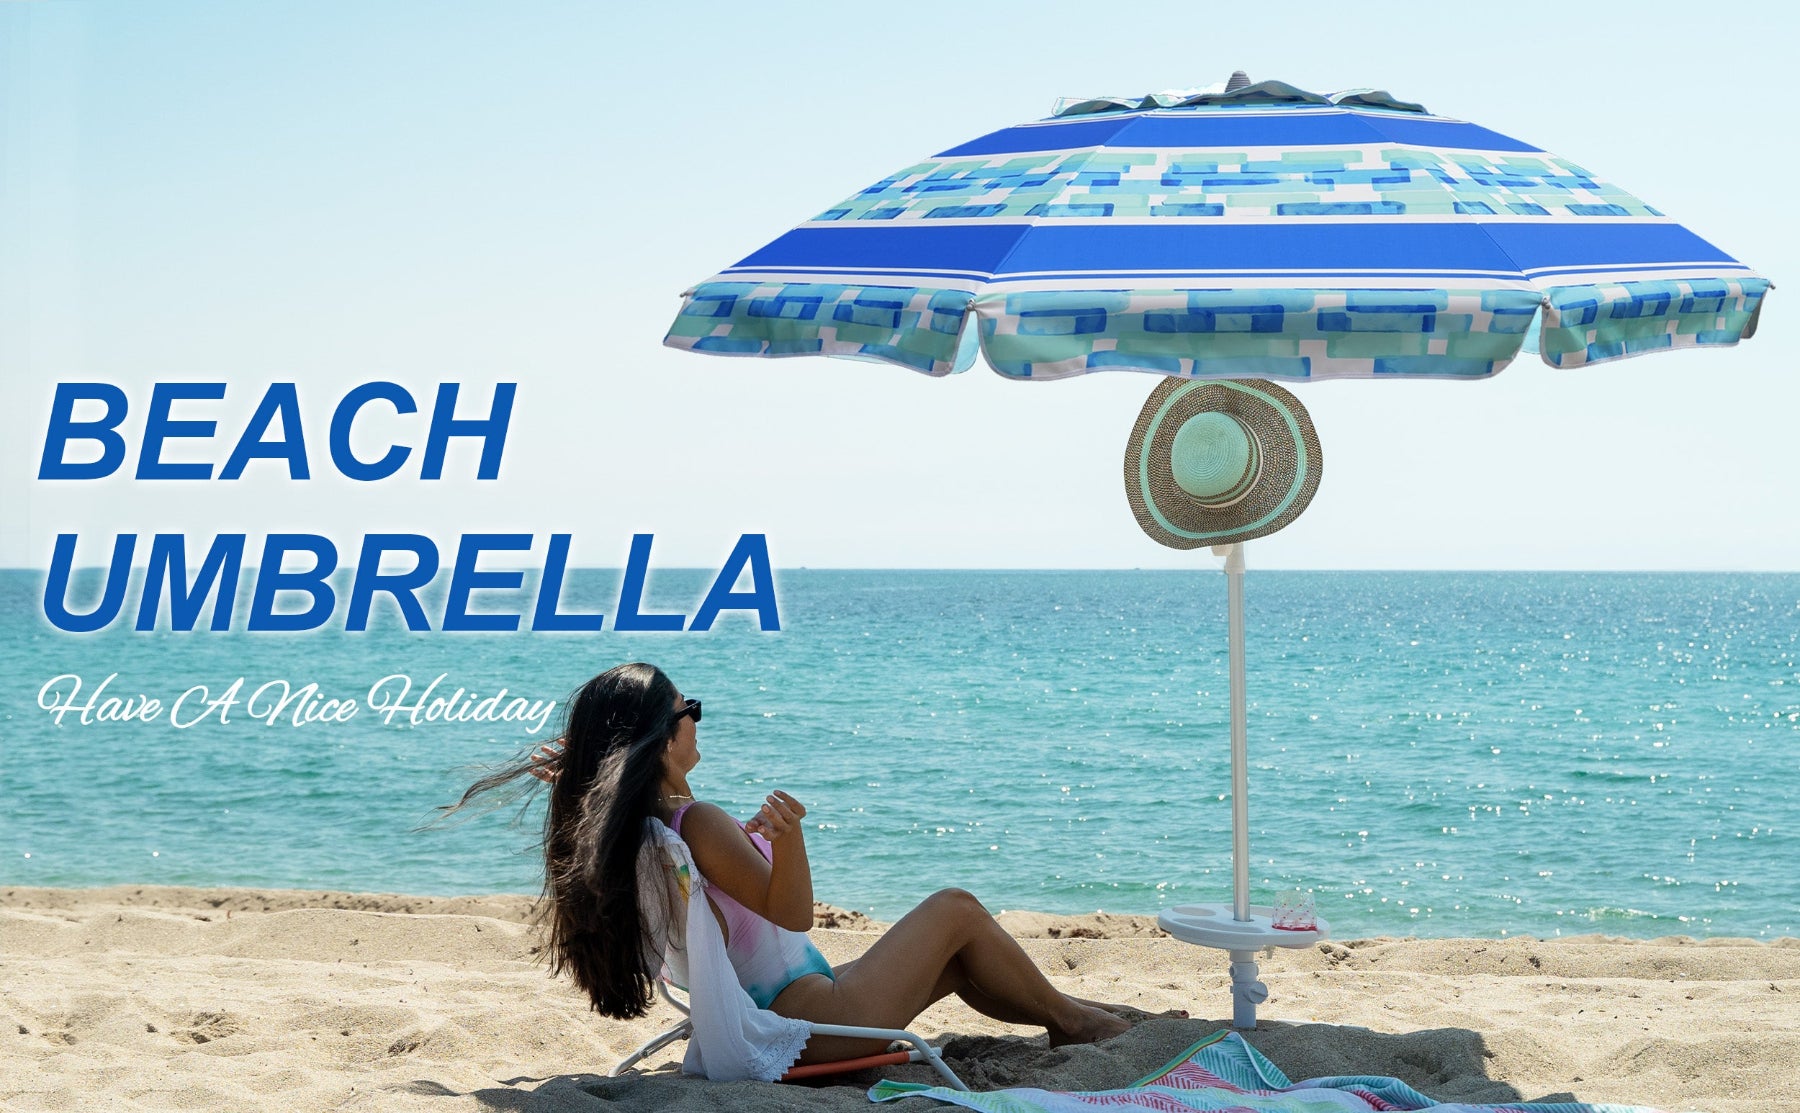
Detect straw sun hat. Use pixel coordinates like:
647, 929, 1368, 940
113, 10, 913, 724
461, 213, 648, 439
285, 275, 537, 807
1123, 378, 1322, 549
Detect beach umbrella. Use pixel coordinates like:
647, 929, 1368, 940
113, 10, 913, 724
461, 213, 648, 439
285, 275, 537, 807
661, 73, 1769, 1028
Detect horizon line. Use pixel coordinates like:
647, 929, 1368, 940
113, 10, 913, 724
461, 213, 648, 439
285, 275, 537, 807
5, 565, 1797, 575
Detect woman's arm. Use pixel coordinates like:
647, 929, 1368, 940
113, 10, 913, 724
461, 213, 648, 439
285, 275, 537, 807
679, 792, 814, 932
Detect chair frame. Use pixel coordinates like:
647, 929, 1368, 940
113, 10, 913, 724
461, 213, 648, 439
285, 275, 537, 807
612, 981, 968, 1090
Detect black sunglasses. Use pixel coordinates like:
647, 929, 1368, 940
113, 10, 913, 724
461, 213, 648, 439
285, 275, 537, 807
673, 698, 701, 724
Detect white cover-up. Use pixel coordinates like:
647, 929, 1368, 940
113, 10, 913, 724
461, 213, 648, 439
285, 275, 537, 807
636, 818, 813, 1081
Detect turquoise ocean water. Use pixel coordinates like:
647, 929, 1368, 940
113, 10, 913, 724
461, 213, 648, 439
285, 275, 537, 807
3, 569, 1795, 940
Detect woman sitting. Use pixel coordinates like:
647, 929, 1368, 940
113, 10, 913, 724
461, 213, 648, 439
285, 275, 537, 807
448, 662, 1150, 1078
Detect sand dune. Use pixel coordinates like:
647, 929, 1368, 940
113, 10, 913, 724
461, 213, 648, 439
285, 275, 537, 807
4, 886, 1796, 1112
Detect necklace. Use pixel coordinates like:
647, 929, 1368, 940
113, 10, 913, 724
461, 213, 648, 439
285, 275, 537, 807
661, 792, 695, 801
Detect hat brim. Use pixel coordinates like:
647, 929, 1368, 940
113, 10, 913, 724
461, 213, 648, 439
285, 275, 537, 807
1124, 378, 1322, 550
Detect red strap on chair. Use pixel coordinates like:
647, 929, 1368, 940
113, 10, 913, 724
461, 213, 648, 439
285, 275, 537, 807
780, 1050, 911, 1081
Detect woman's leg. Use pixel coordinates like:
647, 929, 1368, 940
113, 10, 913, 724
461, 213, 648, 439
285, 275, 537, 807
836, 955, 1052, 1027
770, 888, 1130, 1062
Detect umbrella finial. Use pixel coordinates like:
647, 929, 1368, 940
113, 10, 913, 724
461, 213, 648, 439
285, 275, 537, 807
1224, 70, 1251, 92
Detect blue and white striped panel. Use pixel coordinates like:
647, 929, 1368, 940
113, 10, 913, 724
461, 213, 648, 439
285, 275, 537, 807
936, 107, 1542, 157
721, 221, 1746, 289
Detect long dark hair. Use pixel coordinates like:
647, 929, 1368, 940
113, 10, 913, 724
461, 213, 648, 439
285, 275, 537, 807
443, 662, 683, 1018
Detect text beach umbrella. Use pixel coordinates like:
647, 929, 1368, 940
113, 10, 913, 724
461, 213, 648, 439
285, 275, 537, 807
663, 72, 1769, 1028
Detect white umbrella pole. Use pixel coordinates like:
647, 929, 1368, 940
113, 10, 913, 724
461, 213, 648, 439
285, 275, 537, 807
1213, 541, 1265, 1030
1219, 541, 1250, 922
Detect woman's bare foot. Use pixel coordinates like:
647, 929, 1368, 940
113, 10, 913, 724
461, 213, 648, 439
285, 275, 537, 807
1046, 1002, 1133, 1047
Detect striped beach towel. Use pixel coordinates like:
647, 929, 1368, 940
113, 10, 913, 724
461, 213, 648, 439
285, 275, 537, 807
868, 1029, 1676, 1112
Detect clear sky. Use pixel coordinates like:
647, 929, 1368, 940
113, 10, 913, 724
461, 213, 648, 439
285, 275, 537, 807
4, 0, 1795, 571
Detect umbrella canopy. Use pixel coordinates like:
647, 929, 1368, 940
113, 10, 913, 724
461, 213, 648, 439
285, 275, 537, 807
665, 78, 1767, 382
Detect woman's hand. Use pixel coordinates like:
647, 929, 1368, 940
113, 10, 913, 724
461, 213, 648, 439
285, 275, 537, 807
744, 790, 806, 842
528, 738, 565, 783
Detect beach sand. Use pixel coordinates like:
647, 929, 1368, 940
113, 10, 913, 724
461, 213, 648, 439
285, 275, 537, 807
4, 887, 1796, 1112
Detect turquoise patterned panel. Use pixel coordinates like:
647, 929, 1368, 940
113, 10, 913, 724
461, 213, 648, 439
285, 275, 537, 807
1539, 278, 1769, 367
665, 283, 975, 376
812, 149, 1658, 223
669, 280, 1768, 378
975, 287, 1545, 380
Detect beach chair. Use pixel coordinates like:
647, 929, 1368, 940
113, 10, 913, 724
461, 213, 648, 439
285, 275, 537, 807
611, 979, 968, 1088
614, 820, 968, 1090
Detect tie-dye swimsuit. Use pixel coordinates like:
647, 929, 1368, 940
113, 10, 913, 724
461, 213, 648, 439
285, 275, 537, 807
669, 803, 837, 1009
